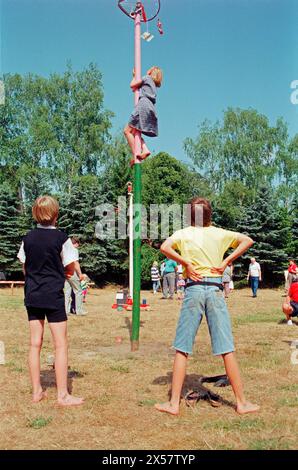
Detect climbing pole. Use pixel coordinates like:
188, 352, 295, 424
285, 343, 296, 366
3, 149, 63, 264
118, 1, 162, 351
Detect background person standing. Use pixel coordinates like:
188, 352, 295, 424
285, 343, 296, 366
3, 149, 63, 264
287, 259, 298, 288
222, 263, 233, 299
175, 263, 183, 293
161, 258, 177, 300
247, 258, 262, 298
65, 237, 87, 316
151, 261, 161, 294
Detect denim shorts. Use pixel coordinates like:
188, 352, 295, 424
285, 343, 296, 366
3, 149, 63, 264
173, 277, 235, 356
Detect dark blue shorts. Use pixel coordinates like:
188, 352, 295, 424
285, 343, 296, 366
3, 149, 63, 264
26, 306, 67, 323
290, 301, 298, 317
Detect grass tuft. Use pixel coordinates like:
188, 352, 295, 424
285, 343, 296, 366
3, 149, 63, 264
27, 417, 52, 430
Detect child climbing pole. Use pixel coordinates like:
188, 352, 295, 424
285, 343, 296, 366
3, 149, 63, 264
124, 66, 163, 165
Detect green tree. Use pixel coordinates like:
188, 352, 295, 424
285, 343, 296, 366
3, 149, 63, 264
288, 205, 298, 259
142, 152, 211, 206
0, 64, 113, 202
237, 185, 290, 285
0, 184, 28, 276
212, 180, 252, 230
58, 176, 107, 278
275, 132, 298, 208
141, 243, 164, 286
184, 108, 295, 196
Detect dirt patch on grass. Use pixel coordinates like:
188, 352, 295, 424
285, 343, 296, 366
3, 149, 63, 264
0, 286, 297, 450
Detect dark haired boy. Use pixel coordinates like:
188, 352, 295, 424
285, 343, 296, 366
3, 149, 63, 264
155, 197, 260, 416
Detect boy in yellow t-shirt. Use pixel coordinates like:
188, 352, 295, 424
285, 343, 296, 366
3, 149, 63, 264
155, 197, 260, 416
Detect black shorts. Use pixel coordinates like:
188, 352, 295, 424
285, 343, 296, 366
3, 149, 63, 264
26, 306, 67, 323
290, 301, 298, 317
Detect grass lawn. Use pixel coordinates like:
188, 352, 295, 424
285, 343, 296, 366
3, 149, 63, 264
0, 286, 297, 450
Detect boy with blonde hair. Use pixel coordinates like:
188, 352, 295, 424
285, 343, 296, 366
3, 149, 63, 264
155, 197, 259, 416
18, 196, 84, 406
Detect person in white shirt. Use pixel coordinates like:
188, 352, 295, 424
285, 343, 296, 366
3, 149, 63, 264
247, 258, 262, 298
64, 237, 87, 316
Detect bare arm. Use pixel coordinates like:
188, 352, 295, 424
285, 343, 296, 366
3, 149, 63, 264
211, 234, 254, 275
130, 78, 143, 91
160, 238, 202, 281
74, 261, 83, 280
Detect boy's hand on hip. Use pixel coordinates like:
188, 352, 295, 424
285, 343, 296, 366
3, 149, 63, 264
211, 261, 228, 276
186, 263, 202, 281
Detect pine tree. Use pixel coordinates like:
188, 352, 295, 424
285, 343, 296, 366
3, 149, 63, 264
58, 176, 105, 278
0, 184, 27, 276
237, 185, 290, 285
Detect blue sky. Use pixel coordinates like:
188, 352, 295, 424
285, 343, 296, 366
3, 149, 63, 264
1, 0, 298, 162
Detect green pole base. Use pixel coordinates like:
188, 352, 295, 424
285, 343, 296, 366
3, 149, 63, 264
131, 339, 139, 352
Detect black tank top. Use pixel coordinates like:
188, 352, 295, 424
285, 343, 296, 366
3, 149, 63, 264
23, 228, 68, 309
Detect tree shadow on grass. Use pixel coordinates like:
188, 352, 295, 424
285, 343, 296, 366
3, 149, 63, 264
152, 372, 235, 409
40, 368, 85, 394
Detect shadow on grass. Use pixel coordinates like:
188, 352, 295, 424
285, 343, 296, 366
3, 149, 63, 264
278, 319, 298, 325
123, 316, 145, 337
40, 368, 85, 393
152, 372, 235, 409
282, 340, 298, 347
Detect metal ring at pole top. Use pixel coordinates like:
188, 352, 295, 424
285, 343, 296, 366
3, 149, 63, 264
118, 1, 161, 22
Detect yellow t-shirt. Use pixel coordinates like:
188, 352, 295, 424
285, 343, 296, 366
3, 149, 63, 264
169, 225, 239, 278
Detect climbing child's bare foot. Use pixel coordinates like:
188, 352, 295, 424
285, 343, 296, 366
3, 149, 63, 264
154, 401, 179, 416
137, 151, 151, 161
32, 390, 47, 403
57, 394, 84, 407
236, 401, 260, 415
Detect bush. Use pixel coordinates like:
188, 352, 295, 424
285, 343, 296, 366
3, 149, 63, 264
234, 278, 249, 289
141, 243, 163, 286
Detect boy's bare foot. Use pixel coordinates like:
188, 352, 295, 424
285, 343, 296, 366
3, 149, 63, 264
57, 394, 84, 407
236, 402, 260, 415
154, 402, 179, 416
137, 151, 151, 161
32, 390, 47, 403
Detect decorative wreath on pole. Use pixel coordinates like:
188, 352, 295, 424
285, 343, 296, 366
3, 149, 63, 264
118, 0, 161, 22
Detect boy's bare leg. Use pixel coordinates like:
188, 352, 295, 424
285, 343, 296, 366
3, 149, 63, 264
124, 125, 135, 156
29, 320, 47, 402
49, 321, 84, 406
222, 352, 259, 414
155, 350, 187, 415
282, 302, 293, 321
138, 139, 151, 160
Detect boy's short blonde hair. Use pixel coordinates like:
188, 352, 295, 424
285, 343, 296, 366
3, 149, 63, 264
32, 196, 59, 226
148, 66, 163, 87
